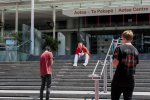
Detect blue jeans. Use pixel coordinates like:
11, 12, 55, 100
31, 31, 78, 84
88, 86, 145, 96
40, 74, 51, 100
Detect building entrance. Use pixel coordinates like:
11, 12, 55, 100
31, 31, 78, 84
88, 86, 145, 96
89, 30, 150, 54
90, 34, 113, 54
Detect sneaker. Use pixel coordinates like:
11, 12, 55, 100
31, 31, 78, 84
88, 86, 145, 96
73, 63, 77, 67
83, 63, 87, 67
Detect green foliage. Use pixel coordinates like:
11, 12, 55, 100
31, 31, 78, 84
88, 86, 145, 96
44, 35, 60, 51
11, 32, 22, 45
0, 37, 3, 43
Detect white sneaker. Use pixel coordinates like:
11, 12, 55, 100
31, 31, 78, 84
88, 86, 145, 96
83, 63, 87, 67
73, 63, 77, 67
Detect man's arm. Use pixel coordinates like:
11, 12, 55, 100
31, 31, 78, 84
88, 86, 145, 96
112, 58, 119, 68
112, 47, 120, 68
83, 47, 90, 55
50, 52, 53, 66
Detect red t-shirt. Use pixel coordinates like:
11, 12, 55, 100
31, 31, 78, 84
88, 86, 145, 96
40, 51, 53, 76
75, 47, 89, 55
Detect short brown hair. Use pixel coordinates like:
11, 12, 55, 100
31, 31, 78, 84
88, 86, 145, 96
45, 46, 51, 51
122, 30, 134, 41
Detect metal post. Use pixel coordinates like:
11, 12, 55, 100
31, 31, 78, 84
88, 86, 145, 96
1, 9, 4, 40
109, 55, 113, 79
30, 0, 35, 55
52, 5, 56, 39
103, 64, 107, 93
15, 3, 19, 33
94, 79, 99, 100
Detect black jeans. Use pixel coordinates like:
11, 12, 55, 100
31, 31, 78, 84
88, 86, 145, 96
111, 84, 134, 100
40, 74, 51, 100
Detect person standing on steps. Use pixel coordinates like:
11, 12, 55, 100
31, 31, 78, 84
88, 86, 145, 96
40, 46, 53, 100
73, 42, 90, 67
111, 30, 139, 100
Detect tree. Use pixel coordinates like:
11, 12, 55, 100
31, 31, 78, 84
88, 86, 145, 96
11, 32, 22, 45
44, 35, 60, 52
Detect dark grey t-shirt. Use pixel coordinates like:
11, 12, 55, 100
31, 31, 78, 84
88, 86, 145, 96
112, 44, 139, 87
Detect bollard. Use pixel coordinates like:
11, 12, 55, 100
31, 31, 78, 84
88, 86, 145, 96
94, 79, 99, 100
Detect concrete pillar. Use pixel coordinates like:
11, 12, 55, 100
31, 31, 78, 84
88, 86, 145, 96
1, 9, 4, 40
67, 19, 73, 29
30, 0, 35, 55
15, 3, 19, 33
52, 5, 56, 39
65, 33, 71, 55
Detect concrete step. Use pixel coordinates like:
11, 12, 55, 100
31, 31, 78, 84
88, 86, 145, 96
0, 90, 149, 100
54, 78, 150, 83
0, 60, 150, 99
0, 97, 111, 100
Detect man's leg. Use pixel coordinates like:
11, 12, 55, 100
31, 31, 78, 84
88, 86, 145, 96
40, 76, 46, 100
123, 86, 134, 100
73, 54, 78, 66
46, 74, 52, 100
111, 84, 122, 100
83, 54, 89, 66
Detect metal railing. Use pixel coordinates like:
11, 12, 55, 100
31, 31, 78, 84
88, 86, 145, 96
89, 38, 121, 100
0, 40, 31, 61
17, 40, 31, 48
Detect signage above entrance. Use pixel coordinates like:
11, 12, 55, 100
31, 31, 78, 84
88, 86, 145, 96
63, 5, 150, 17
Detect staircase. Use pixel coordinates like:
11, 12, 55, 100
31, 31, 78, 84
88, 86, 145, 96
0, 58, 150, 100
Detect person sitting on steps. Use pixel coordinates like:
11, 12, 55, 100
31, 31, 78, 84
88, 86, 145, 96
73, 42, 90, 67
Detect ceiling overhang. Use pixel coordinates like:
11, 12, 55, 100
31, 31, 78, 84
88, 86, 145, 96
0, 0, 149, 13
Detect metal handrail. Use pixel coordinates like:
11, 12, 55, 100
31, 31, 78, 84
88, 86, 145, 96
100, 39, 114, 76
0, 40, 31, 49
17, 40, 31, 48
100, 37, 122, 76
92, 60, 103, 75
90, 38, 122, 100
91, 37, 122, 76
91, 39, 115, 76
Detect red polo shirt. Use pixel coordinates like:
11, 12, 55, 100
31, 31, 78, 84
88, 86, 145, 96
40, 51, 53, 76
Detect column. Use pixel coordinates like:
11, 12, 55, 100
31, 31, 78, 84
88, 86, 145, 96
53, 5, 56, 39
109, 15, 111, 26
15, 3, 19, 33
30, 0, 35, 54
149, 14, 150, 24
84, 17, 87, 27
97, 16, 100, 26
123, 14, 124, 25
1, 9, 4, 40
136, 14, 137, 25
67, 18, 73, 29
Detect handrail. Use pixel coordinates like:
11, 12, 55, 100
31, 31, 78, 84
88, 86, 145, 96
100, 38, 122, 76
100, 39, 114, 76
91, 38, 115, 76
91, 37, 122, 77
0, 40, 31, 61
92, 60, 103, 76
17, 40, 31, 48
92, 60, 100, 75
0, 40, 31, 49
89, 37, 122, 100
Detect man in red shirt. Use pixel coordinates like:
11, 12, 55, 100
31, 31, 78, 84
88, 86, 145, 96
40, 46, 53, 100
73, 42, 90, 67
